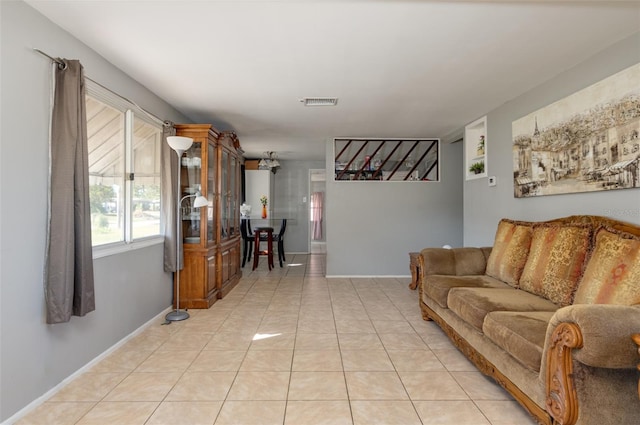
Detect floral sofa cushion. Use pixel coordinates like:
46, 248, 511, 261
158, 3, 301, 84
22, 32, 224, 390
485, 219, 534, 287
519, 223, 592, 306
573, 226, 640, 305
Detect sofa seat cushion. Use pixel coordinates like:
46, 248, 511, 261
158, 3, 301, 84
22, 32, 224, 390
573, 226, 640, 305
448, 287, 559, 331
483, 311, 554, 372
486, 219, 534, 287
519, 223, 592, 306
424, 275, 511, 308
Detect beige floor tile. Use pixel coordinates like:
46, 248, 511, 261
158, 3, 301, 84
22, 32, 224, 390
432, 348, 477, 371
75, 401, 159, 425
335, 319, 376, 334
249, 332, 295, 350
387, 349, 445, 372
338, 334, 383, 350
297, 319, 336, 333
126, 331, 172, 351
16, 402, 95, 425
288, 372, 348, 400
350, 400, 421, 425
371, 320, 416, 334
215, 401, 286, 425
292, 350, 343, 371
452, 371, 512, 400
218, 320, 260, 334
365, 309, 405, 321
413, 400, 491, 425
284, 400, 352, 425
341, 350, 394, 371
89, 349, 153, 373
227, 372, 290, 400
298, 309, 334, 321
422, 331, 461, 350
333, 311, 368, 322
134, 350, 199, 372
104, 372, 181, 401
295, 333, 339, 350
398, 371, 468, 401
146, 401, 222, 425
240, 349, 293, 371
157, 332, 212, 351
188, 350, 246, 372
166, 372, 236, 401
49, 372, 127, 401
344, 372, 408, 400
475, 400, 538, 425
378, 333, 428, 350
21, 261, 542, 425
257, 321, 298, 334
204, 332, 254, 351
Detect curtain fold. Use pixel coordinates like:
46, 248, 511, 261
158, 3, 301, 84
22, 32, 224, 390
161, 122, 180, 272
311, 191, 324, 240
45, 59, 95, 324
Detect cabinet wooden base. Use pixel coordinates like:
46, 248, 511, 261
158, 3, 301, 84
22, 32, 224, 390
219, 274, 240, 299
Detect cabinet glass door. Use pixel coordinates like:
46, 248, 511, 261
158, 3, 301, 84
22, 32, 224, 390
229, 156, 237, 237
221, 150, 229, 240
181, 141, 203, 243
207, 139, 216, 243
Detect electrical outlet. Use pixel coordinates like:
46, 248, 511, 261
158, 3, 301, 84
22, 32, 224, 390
302, 196, 307, 203
488, 176, 497, 187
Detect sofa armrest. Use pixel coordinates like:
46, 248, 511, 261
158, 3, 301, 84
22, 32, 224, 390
546, 304, 640, 369
419, 247, 490, 277
542, 305, 640, 425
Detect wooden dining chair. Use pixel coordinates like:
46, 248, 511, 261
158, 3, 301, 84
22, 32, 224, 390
240, 219, 254, 268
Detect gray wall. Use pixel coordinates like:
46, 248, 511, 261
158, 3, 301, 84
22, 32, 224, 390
326, 137, 464, 276
273, 160, 325, 253
463, 32, 640, 247
0, 2, 190, 421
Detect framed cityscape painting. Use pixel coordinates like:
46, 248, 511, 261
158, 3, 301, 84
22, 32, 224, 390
512, 63, 639, 198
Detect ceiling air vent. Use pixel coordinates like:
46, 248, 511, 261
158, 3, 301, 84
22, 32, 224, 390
300, 97, 338, 106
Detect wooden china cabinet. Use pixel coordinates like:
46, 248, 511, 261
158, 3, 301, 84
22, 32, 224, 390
172, 124, 242, 309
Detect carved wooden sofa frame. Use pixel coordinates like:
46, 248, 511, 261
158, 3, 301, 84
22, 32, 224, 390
419, 257, 586, 425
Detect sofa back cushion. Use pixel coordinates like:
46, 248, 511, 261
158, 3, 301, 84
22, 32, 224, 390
519, 223, 592, 306
485, 219, 534, 287
573, 226, 640, 305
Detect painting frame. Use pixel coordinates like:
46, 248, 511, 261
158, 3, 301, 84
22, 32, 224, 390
512, 63, 640, 198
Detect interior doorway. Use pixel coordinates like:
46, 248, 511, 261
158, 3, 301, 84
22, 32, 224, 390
309, 169, 326, 254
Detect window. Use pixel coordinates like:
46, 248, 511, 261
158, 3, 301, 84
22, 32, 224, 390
334, 138, 439, 181
86, 83, 163, 250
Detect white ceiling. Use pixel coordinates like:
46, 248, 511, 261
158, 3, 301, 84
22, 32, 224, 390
26, 1, 640, 161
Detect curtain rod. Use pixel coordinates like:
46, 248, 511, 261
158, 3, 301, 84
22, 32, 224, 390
34, 48, 168, 127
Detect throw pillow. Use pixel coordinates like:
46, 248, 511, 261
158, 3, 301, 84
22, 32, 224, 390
485, 219, 534, 287
573, 226, 640, 305
519, 223, 592, 306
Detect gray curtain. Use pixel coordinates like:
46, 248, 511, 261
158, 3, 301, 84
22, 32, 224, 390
44, 59, 95, 324
161, 122, 181, 272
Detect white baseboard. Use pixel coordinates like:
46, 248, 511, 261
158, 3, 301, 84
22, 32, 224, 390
1, 306, 173, 425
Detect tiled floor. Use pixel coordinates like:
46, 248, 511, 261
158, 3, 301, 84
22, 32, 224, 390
18, 254, 537, 425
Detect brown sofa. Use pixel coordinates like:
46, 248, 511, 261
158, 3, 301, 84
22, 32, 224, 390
419, 215, 640, 425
